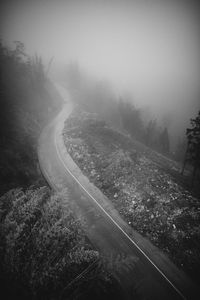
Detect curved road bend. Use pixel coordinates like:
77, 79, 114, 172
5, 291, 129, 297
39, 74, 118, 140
38, 84, 198, 300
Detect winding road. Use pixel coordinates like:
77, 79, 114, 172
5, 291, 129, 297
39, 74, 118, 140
38, 84, 198, 300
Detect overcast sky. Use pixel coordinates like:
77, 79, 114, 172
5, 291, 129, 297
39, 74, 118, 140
1, 0, 200, 142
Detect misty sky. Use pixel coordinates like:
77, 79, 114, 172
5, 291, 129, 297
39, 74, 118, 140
1, 0, 200, 143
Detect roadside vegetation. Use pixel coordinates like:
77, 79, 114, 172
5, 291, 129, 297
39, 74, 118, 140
0, 41, 137, 299
0, 40, 62, 195
0, 187, 137, 300
63, 107, 200, 284
0, 187, 99, 299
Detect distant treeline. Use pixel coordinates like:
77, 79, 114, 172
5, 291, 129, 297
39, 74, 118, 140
63, 62, 177, 157
64, 62, 200, 185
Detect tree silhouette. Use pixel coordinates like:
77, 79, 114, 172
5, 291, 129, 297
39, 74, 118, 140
182, 111, 200, 186
145, 119, 158, 147
174, 138, 187, 162
159, 127, 170, 154
118, 100, 144, 141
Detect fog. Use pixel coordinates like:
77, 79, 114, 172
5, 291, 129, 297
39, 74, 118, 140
1, 0, 200, 147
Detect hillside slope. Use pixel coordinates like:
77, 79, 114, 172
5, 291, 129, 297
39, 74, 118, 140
63, 106, 200, 284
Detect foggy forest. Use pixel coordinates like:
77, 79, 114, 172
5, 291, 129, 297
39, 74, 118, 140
0, 1, 200, 299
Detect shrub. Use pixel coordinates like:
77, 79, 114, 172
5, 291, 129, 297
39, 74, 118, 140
0, 187, 98, 299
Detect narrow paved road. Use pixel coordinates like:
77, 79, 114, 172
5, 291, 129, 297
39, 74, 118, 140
38, 84, 198, 300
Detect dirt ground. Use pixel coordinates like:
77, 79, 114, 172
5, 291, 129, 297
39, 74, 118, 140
63, 107, 200, 283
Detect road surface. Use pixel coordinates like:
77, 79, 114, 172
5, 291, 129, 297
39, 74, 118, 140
38, 84, 198, 300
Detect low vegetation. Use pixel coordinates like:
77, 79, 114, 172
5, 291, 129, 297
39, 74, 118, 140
63, 107, 200, 284
0, 187, 99, 299
0, 186, 137, 300
0, 41, 133, 299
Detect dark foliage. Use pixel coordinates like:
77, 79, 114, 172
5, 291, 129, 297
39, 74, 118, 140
186, 111, 200, 165
0, 41, 62, 195
173, 139, 187, 162
118, 99, 144, 141
182, 111, 200, 185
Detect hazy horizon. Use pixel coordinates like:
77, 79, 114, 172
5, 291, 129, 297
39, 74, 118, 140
1, 0, 200, 146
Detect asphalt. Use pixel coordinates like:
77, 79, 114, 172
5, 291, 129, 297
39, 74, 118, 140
38, 84, 199, 300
